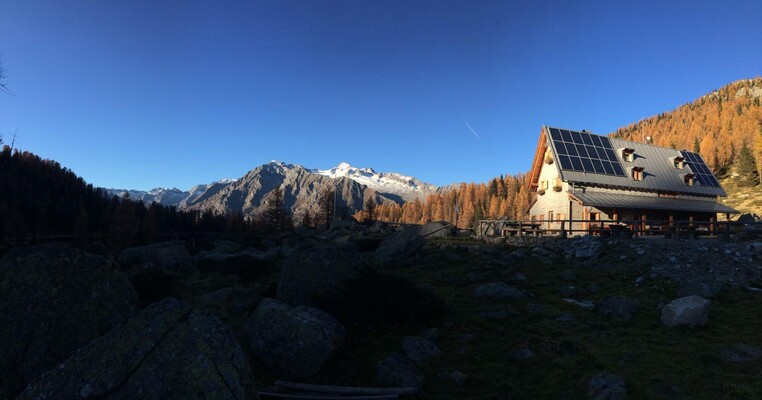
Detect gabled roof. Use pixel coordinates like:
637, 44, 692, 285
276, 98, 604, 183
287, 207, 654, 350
532, 126, 727, 197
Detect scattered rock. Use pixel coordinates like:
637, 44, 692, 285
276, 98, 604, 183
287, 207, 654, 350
375, 226, 426, 264
677, 276, 722, 299
597, 296, 639, 320
376, 353, 423, 392
562, 298, 595, 309
513, 347, 535, 359
588, 373, 627, 400
719, 344, 762, 363
246, 298, 346, 380
448, 371, 469, 386
277, 244, 361, 307
402, 336, 441, 367
0, 244, 137, 399
417, 221, 454, 238
117, 241, 192, 274
17, 298, 256, 400
474, 282, 525, 299
556, 313, 575, 322
660, 295, 711, 327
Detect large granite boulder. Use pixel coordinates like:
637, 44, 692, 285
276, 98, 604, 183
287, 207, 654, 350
375, 227, 426, 264
376, 353, 423, 392
117, 241, 192, 274
402, 336, 441, 367
246, 298, 346, 380
0, 244, 137, 399
417, 221, 453, 238
17, 298, 257, 400
277, 244, 361, 307
661, 295, 711, 327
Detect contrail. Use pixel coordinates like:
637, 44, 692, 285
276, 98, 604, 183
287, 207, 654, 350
462, 119, 482, 141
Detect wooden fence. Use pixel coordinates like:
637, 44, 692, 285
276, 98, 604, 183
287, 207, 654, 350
477, 218, 744, 240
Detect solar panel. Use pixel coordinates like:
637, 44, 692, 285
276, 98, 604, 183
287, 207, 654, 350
548, 127, 626, 177
680, 150, 720, 187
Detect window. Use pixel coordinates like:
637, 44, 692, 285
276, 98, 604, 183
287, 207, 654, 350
622, 148, 635, 162
557, 213, 566, 222
553, 177, 562, 191
632, 167, 644, 181
684, 174, 695, 186
548, 211, 554, 222
674, 156, 684, 169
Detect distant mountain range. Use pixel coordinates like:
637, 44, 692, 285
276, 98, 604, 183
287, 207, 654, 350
105, 161, 439, 220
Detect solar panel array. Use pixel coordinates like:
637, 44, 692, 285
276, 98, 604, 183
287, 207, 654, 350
547, 128, 626, 176
680, 150, 720, 187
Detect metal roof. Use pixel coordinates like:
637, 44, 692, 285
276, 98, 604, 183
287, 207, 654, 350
571, 191, 739, 213
545, 126, 727, 197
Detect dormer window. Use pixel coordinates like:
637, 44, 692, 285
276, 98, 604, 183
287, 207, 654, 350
684, 173, 695, 186
632, 166, 644, 181
674, 156, 685, 169
622, 148, 635, 162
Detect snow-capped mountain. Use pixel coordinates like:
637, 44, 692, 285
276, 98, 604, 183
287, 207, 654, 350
315, 162, 437, 202
104, 161, 437, 219
106, 178, 236, 207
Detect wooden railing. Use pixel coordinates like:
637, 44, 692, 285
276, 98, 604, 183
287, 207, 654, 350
477, 218, 744, 240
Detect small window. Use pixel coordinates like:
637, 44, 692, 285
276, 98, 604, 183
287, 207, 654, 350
632, 167, 644, 181
557, 213, 566, 221
674, 156, 684, 169
622, 148, 635, 162
684, 174, 695, 186
548, 211, 554, 222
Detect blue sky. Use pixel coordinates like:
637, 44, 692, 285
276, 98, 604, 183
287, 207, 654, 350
1, 1, 760, 190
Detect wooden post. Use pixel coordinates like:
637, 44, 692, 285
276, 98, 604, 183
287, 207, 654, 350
518, 220, 523, 237
613, 208, 618, 221
641, 211, 646, 236
675, 220, 680, 239
689, 215, 694, 228
710, 216, 715, 236
561, 220, 567, 239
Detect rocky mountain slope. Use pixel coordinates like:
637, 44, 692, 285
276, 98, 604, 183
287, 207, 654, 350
107, 162, 437, 221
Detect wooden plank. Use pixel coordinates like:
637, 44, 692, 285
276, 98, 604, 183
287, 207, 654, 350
273, 381, 417, 395
258, 391, 399, 400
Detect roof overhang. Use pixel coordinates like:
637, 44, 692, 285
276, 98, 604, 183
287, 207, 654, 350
527, 126, 548, 191
569, 191, 739, 214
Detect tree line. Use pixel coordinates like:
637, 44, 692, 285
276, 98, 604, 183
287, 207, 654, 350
613, 77, 762, 185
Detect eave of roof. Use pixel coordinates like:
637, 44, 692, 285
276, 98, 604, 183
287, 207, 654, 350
570, 191, 739, 214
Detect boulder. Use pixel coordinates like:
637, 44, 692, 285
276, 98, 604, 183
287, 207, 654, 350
117, 241, 192, 274
597, 296, 639, 321
376, 353, 423, 392
277, 244, 361, 307
417, 221, 453, 238
375, 227, 426, 264
660, 295, 711, 327
588, 373, 627, 400
17, 298, 257, 400
475, 282, 525, 299
402, 336, 441, 367
0, 244, 137, 399
246, 298, 346, 380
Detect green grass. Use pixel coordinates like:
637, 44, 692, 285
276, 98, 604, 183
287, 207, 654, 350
310, 242, 762, 399
179, 238, 762, 399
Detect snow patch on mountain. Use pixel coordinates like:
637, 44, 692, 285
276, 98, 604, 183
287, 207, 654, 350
315, 162, 437, 201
